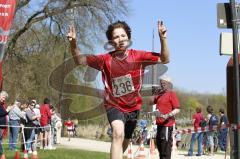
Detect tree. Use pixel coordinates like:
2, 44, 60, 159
185, 96, 201, 119
186, 96, 201, 110
3, 31, 67, 101
6, 0, 129, 59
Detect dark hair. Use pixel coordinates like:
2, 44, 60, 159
106, 21, 131, 41
207, 105, 213, 114
43, 98, 50, 104
51, 107, 55, 112
219, 108, 225, 114
27, 101, 32, 106
49, 104, 54, 109
196, 107, 202, 113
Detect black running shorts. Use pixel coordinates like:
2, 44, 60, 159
106, 107, 139, 139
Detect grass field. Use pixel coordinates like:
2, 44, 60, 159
3, 148, 109, 159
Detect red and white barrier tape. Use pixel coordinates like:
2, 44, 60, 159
174, 123, 240, 135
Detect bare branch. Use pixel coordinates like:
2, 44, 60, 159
16, 0, 31, 11
6, 0, 129, 58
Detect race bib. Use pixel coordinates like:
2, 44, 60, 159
112, 74, 135, 97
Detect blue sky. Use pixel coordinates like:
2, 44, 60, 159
123, 0, 232, 94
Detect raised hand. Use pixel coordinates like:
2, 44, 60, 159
67, 25, 76, 41
158, 20, 167, 39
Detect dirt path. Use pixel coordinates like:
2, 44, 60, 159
58, 137, 230, 159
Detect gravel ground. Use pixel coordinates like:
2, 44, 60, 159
58, 137, 230, 159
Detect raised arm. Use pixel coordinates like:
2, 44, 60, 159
158, 20, 169, 64
67, 25, 87, 66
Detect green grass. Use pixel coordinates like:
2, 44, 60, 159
3, 148, 109, 159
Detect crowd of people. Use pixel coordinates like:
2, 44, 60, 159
0, 92, 63, 155
187, 105, 228, 156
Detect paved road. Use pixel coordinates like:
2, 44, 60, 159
58, 137, 230, 159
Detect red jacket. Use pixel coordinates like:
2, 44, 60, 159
40, 104, 51, 126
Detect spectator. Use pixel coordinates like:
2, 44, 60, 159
32, 100, 40, 122
39, 98, 51, 149
19, 102, 28, 152
72, 119, 78, 137
0, 91, 9, 157
8, 100, 25, 151
150, 75, 180, 159
138, 117, 148, 130
206, 105, 218, 156
188, 107, 204, 156
175, 127, 181, 149
54, 113, 62, 144
25, 101, 41, 153
51, 108, 62, 144
19, 103, 27, 124
138, 116, 148, 144
218, 108, 228, 152
31, 100, 41, 149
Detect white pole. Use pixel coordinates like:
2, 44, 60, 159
21, 125, 27, 151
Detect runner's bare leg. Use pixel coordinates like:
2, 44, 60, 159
111, 120, 124, 159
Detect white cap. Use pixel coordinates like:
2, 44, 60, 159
35, 104, 40, 109
159, 75, 172, 83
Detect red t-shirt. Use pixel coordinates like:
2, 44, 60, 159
154, 91, 180, 126
86, 49, 159, 112
193, 112, 204, 128
64, 121, 74, 130
40, 104, 51, 126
